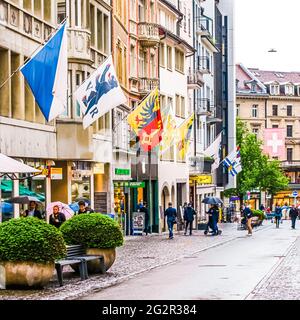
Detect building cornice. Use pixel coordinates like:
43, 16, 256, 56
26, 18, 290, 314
158, 0, 183, 18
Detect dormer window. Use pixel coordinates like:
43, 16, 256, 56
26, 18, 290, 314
270, 84, 280, 95
285, 84, 294, 96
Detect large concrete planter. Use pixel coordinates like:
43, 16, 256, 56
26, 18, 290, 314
0, 261, 54, 288
86, 248, 116, 272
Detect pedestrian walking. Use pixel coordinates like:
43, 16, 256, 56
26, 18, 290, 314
259, 203, 265, 212
243, 205, 253, 236
49, 205, 66, 228
281, 203, 289, 220
184, 203, 196, 235
164, 202, 177, 239
274, 204, 282, 228
205, 204, 220, 236
140, 202, 150, 235
289, 204, 299, 229
22, 201, 43, 219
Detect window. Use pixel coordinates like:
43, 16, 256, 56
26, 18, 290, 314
272, 124, 279, 128
175, 94, 185, 118
75, 0, 81, 27
75, 71, 85, 117
175, 94, 180, 117
287, 125, 293, 137
181, 96, 185, 118
272, 105, 278, 116
138, 0, 145, 22
167, 97, 173, 112
57, 2, 66, 24
167, 46, 172, 70
297, 86, 300, 96
90, 4, 95, 46
175, 49, 184, 73
270, 85, 279, 95
252, 104, 258, 118
252, 127, 259, 138
236, 104, 240, 117
188, 12, 191, 36
130, 45, 137, 77
287, 148, 293, 162
285, 85, 294, 96
160, 43, 165, 67
287, 105, 293, 116
116, 43, 123, 84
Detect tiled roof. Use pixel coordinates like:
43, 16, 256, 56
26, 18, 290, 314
248, 68, 300, 85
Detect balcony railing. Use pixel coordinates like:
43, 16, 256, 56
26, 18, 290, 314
187, 68, 204, 88
138, 22, 160, 47
196, 56, 210, 73
138, 77, 159, 95
198, 98, 211, 111
195, 16, 213, 37
281, 161, 300, 168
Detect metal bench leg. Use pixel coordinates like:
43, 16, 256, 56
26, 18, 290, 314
55, 264, 64, 286
79, 261, 88, 280
98, 257, 106, 274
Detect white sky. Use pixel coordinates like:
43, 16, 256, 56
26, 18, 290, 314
235, 0, 300, 72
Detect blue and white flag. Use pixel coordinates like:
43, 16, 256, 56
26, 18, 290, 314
74, 55, 127, 129
20, 22, 68, 122
223, 147, 242, 177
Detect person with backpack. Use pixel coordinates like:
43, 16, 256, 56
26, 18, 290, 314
274, 204, 282, 228
243, 204, 253, 236
183, 203, 196, 236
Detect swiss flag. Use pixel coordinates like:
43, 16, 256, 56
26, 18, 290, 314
263, 128, 285, 160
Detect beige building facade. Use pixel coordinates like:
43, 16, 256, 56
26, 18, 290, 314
236, 63, 300, 206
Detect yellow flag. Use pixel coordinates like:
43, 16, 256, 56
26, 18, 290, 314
159, 104, 177, 156
176, 114, 194, 161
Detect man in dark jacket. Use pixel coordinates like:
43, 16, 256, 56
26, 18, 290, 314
289, 205, 299, 229
23, 201, 43, 219
140, 202, 150, 235
164, 202, 177, 239
184, 203, 196, 236
75, 201, 94, 215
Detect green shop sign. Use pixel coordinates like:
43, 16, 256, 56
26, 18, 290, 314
114, 182, 145, 188
115, 168, 131, 176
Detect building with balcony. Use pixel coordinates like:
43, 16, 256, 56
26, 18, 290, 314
0, 0, 115, 220
236, 63, 300, 206
189, 0, 235, 221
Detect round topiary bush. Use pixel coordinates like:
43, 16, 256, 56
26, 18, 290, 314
253, 209, 266, 221
60, 213, 124, 248
0, 217, 67, 263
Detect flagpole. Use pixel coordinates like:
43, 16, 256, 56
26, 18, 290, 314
148, 148, 152, 234
0, 17, 68, 91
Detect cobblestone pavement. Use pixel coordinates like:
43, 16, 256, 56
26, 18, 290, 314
0, 222, 264, 300
249, 232, 300, 300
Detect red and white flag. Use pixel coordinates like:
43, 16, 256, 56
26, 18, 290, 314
263, 128, 285, 159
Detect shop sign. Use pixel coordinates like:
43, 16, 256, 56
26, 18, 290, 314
114, 182, 145, 188
94, 163, 105, 174
115, 168, 131, 176
50, 168, 63, 180
190, 175, 212, 185
32, 167, 48, 180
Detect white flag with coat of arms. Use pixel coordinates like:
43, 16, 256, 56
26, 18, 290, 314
74, 55, 127, 129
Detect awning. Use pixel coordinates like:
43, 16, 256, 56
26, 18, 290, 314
0, 153, 40, 179
1, 180, 45, 201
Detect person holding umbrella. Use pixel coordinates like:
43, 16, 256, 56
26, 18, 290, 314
23, 201, 43, 219
202, 197, 223, 235
49, 205, 66, 228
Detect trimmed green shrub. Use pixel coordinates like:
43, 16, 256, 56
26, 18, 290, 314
60, 213, 124, 249
253, 210, 266, 221
0, 217, 66, 263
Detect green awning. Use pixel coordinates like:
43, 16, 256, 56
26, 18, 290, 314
1, 180, 45, 201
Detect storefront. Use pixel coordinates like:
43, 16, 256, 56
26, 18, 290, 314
71, 161, 93, 204
273, 191, 298, 207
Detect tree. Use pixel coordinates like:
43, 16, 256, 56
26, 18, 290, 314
224, 119, 289, 204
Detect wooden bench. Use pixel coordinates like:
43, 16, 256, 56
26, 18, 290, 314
55, 245, 105, 286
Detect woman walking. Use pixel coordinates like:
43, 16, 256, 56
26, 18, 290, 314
274, 204, 282, 228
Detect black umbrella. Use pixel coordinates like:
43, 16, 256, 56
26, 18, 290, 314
202, 197, 223, 205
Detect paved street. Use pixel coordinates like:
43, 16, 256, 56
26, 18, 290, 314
81, 220, 300, 300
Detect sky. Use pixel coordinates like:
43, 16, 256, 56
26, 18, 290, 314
235, 0, 300, 72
